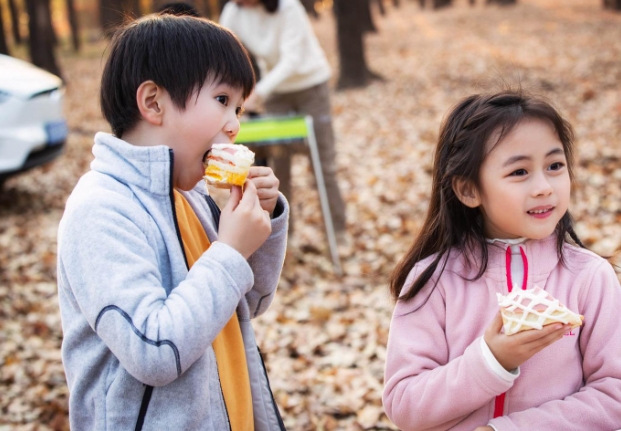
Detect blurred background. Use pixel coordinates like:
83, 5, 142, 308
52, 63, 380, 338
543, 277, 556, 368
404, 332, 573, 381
1, 0, 620, 429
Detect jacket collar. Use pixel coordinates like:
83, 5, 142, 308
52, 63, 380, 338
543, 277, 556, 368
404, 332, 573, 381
91, 132, 173, 196
484, 234, 560, 287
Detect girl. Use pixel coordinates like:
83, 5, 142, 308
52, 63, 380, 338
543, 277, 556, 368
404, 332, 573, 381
383, 90, 621, 431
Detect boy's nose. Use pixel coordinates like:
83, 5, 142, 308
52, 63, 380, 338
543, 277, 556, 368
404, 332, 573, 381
223, 118, 240, 142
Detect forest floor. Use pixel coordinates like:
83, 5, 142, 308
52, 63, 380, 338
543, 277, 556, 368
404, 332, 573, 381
1, 0, 620, 429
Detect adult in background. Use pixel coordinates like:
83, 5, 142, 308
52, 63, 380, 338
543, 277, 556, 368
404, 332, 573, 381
220, 0, 347, 240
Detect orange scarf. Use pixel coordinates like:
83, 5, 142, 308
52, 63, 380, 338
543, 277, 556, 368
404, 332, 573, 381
174, 190, 254, 430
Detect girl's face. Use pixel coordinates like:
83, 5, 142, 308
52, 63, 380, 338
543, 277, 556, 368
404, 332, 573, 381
473, 118, 571, 240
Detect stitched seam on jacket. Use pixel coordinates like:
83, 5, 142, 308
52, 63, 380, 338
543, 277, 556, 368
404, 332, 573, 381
95, 305, 182, 376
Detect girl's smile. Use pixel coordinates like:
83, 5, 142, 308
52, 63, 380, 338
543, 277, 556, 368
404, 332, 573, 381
465, 118, 571, 240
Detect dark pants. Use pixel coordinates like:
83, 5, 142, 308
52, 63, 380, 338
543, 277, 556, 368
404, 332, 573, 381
257, 81, 346, 233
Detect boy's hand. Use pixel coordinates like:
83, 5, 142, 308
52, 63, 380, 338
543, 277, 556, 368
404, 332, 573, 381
218, 181, 271, 259
247, 166, 280, 214
484, 311, 570, 371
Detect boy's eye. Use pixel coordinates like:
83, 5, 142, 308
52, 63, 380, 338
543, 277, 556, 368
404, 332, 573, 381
509, 169, 528, 176
549, 162, 565, 171
236, 106, 245, 118
216, 95, 229, 106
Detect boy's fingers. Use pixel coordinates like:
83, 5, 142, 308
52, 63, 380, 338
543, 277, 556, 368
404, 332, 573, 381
248, 166, 272, 178
239, 180, 259, 207
224, 186, 242, 212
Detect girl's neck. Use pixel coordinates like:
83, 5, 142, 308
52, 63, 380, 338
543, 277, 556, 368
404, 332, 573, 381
486, 237, 527, 245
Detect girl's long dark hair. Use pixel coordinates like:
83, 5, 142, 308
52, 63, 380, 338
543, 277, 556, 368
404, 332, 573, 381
390, 90, 584, 302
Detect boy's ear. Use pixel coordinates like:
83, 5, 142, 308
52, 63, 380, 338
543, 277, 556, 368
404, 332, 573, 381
452, 176, 481, 208
136, 81, 165, 126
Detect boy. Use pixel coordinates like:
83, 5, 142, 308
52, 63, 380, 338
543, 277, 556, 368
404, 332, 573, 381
57, 14, 288, 431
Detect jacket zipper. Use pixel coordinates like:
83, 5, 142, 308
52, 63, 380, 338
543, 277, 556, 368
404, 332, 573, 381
258, 347, 287, 430
134, 150, 188, 430
493, 245, 528, 419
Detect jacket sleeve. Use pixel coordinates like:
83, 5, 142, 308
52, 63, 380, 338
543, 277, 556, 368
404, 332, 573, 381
253, 2, 309, 99
58, 192, 254, 387
245, 193, 289, 318
382, 268, 514, 431
488, 260, 621, 431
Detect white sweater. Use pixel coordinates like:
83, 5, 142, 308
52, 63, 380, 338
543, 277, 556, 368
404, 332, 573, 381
219, 0, 331, 99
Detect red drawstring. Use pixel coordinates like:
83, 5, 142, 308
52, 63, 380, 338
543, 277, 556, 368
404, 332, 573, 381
494, 245, 528, 418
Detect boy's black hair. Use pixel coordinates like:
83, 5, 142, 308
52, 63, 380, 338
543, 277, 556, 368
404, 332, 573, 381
390, 89, 584, 303
100, 14, 255, 138
157, 2, 200, 16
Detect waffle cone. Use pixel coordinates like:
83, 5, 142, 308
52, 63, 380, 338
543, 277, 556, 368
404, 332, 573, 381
497, 286, 583, 335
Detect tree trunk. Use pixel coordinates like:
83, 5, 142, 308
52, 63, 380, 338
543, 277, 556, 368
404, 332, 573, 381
8, 0, 22, 44
603, 0, 621, 10
25, 0, 62, 77
333, 0, 382, 90
360, 0, 377, 33
432, 0, 452, 9
300, 0, 318, 18
100, 0, 141, 36
375, 0, 386, 16
66, 0, 81, 51
0, 3, 9, 55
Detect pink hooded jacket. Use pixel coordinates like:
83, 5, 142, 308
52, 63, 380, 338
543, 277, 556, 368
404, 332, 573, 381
383, 235, 621, 431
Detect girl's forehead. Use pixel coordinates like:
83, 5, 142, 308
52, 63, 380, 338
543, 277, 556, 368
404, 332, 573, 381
485, 118, 562, 155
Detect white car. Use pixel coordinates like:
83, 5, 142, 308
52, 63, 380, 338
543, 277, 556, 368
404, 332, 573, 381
0, 54, 67, 185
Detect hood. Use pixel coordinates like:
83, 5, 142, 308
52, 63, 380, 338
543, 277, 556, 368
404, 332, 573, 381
0, 54, 63, 98
91, 133, 174, 196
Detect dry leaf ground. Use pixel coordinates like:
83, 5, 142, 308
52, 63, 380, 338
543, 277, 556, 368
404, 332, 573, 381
1, 0, 620, 429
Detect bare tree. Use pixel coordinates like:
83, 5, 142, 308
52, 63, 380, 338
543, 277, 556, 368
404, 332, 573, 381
433, 0, 452, 9
333, 0, 382, 89
100, 0, 141, 36
25, 0, 62, 77
8, 0, 22, 44
0, 2, 9, 54
66, 0, 80, 51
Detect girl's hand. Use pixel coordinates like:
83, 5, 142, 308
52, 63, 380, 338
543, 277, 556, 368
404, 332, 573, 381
484, 311, 570, 371
473, 427, 494, 431
247, 166, 279, 214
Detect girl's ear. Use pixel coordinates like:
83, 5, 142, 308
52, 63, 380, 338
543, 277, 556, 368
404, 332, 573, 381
136, 80, 166, 126
452, 177, 481, 208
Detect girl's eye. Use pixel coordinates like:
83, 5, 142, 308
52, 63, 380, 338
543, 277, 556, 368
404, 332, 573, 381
236, 106, 245, 118
216, 95, 229, 106
549, 162, 565, 171
510, 169, 528, 176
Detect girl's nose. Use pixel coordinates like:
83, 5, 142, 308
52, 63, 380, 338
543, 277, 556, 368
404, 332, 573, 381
532, 172, 553, 196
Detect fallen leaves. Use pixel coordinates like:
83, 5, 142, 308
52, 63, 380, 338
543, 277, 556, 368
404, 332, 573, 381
1, 0, 620, 430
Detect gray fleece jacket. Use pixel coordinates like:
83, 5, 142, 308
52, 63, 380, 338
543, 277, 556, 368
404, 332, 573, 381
57, 133, 288, 431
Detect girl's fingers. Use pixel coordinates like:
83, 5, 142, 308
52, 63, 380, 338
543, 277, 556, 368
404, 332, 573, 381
523, 324, 569, 350
491, 311, 504, 333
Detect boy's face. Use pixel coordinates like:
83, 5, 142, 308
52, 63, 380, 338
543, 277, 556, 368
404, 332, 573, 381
166, 81, 244, 191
